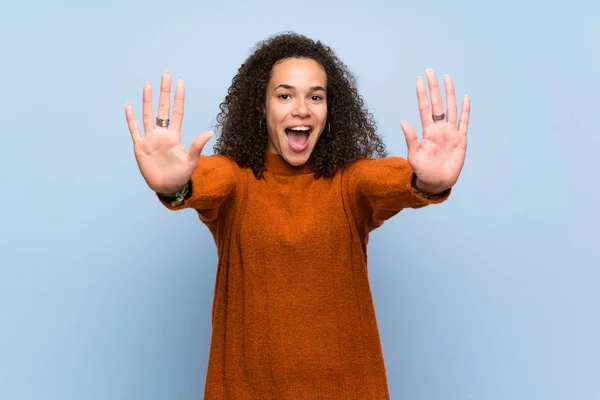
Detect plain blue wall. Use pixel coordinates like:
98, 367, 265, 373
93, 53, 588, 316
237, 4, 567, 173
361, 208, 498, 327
1, 0, 599, 399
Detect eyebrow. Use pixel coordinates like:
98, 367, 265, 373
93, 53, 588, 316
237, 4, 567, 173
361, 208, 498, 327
274, 84, 326, 92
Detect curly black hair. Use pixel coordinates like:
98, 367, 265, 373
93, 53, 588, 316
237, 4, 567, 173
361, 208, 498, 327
213, 31, 388, 179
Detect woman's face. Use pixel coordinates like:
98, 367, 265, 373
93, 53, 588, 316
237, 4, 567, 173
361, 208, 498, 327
264, 57, 328, 166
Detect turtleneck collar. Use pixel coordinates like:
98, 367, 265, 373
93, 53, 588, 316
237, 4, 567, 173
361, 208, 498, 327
264, 151, 314, 176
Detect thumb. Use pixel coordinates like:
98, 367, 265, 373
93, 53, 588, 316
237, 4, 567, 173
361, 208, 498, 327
400, 120, 419, 157
188, 130, 214, 167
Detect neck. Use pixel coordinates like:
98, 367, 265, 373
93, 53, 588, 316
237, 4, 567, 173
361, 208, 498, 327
263, 151, 314, 176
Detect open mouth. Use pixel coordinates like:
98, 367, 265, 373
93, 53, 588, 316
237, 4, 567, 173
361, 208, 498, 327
284, 126, 312, 149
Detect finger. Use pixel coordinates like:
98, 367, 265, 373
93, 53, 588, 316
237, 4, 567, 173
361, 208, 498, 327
426, 68, 444, 123
416, 76, 433, 129
400, 120, 419, 157
458, 95, 471, 135
170, 80, 185, 133
188, 130, 214, 167
157, 71, 172, 128
125, 102, 142, 144
142, 82, 154, 134
444, 75, 458, 126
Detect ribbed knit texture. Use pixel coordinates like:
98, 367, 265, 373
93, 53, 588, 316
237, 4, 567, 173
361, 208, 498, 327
160, 151, 450, 399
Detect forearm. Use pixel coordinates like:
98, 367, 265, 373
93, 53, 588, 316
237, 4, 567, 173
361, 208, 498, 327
157, 154, 237, 212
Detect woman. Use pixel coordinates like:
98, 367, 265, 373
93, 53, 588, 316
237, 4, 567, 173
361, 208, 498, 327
125, 32, 470, 399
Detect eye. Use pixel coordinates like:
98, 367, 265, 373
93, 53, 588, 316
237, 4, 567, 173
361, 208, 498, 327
311, 95, 323, 101
278, 93, 291, 100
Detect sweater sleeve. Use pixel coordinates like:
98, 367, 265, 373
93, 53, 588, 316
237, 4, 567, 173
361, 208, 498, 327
157, 154, 238, 223
345, 156, 451, 233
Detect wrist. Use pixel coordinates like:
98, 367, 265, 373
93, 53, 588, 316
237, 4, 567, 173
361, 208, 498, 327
156, 180, 191, 207
156, 181, 189, 196
412, 176, 446, 199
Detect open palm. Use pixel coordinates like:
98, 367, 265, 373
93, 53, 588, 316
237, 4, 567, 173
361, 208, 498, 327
400, 69, 471, 194
125, 72, 213, 194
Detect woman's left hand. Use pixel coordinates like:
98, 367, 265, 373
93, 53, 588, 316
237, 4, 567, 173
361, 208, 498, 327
400, 69, 471, 195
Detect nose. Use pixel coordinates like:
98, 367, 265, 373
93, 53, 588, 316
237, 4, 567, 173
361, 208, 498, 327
291, 98, 311, 118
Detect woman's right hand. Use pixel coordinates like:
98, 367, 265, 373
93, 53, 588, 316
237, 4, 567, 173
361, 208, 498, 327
125, 71, 213, 194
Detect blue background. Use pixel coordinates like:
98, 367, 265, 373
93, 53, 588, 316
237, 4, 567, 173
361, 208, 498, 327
1, 0, 599, 398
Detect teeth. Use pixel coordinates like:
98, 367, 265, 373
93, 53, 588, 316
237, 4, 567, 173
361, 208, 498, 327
289, 126, 310, 131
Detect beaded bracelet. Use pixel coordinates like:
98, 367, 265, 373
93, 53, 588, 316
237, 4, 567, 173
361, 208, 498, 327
156, 180, 191, 207
411, 175, 443, 200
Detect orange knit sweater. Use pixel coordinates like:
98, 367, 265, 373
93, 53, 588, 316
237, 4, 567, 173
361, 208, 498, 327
160, 151, 450, 399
